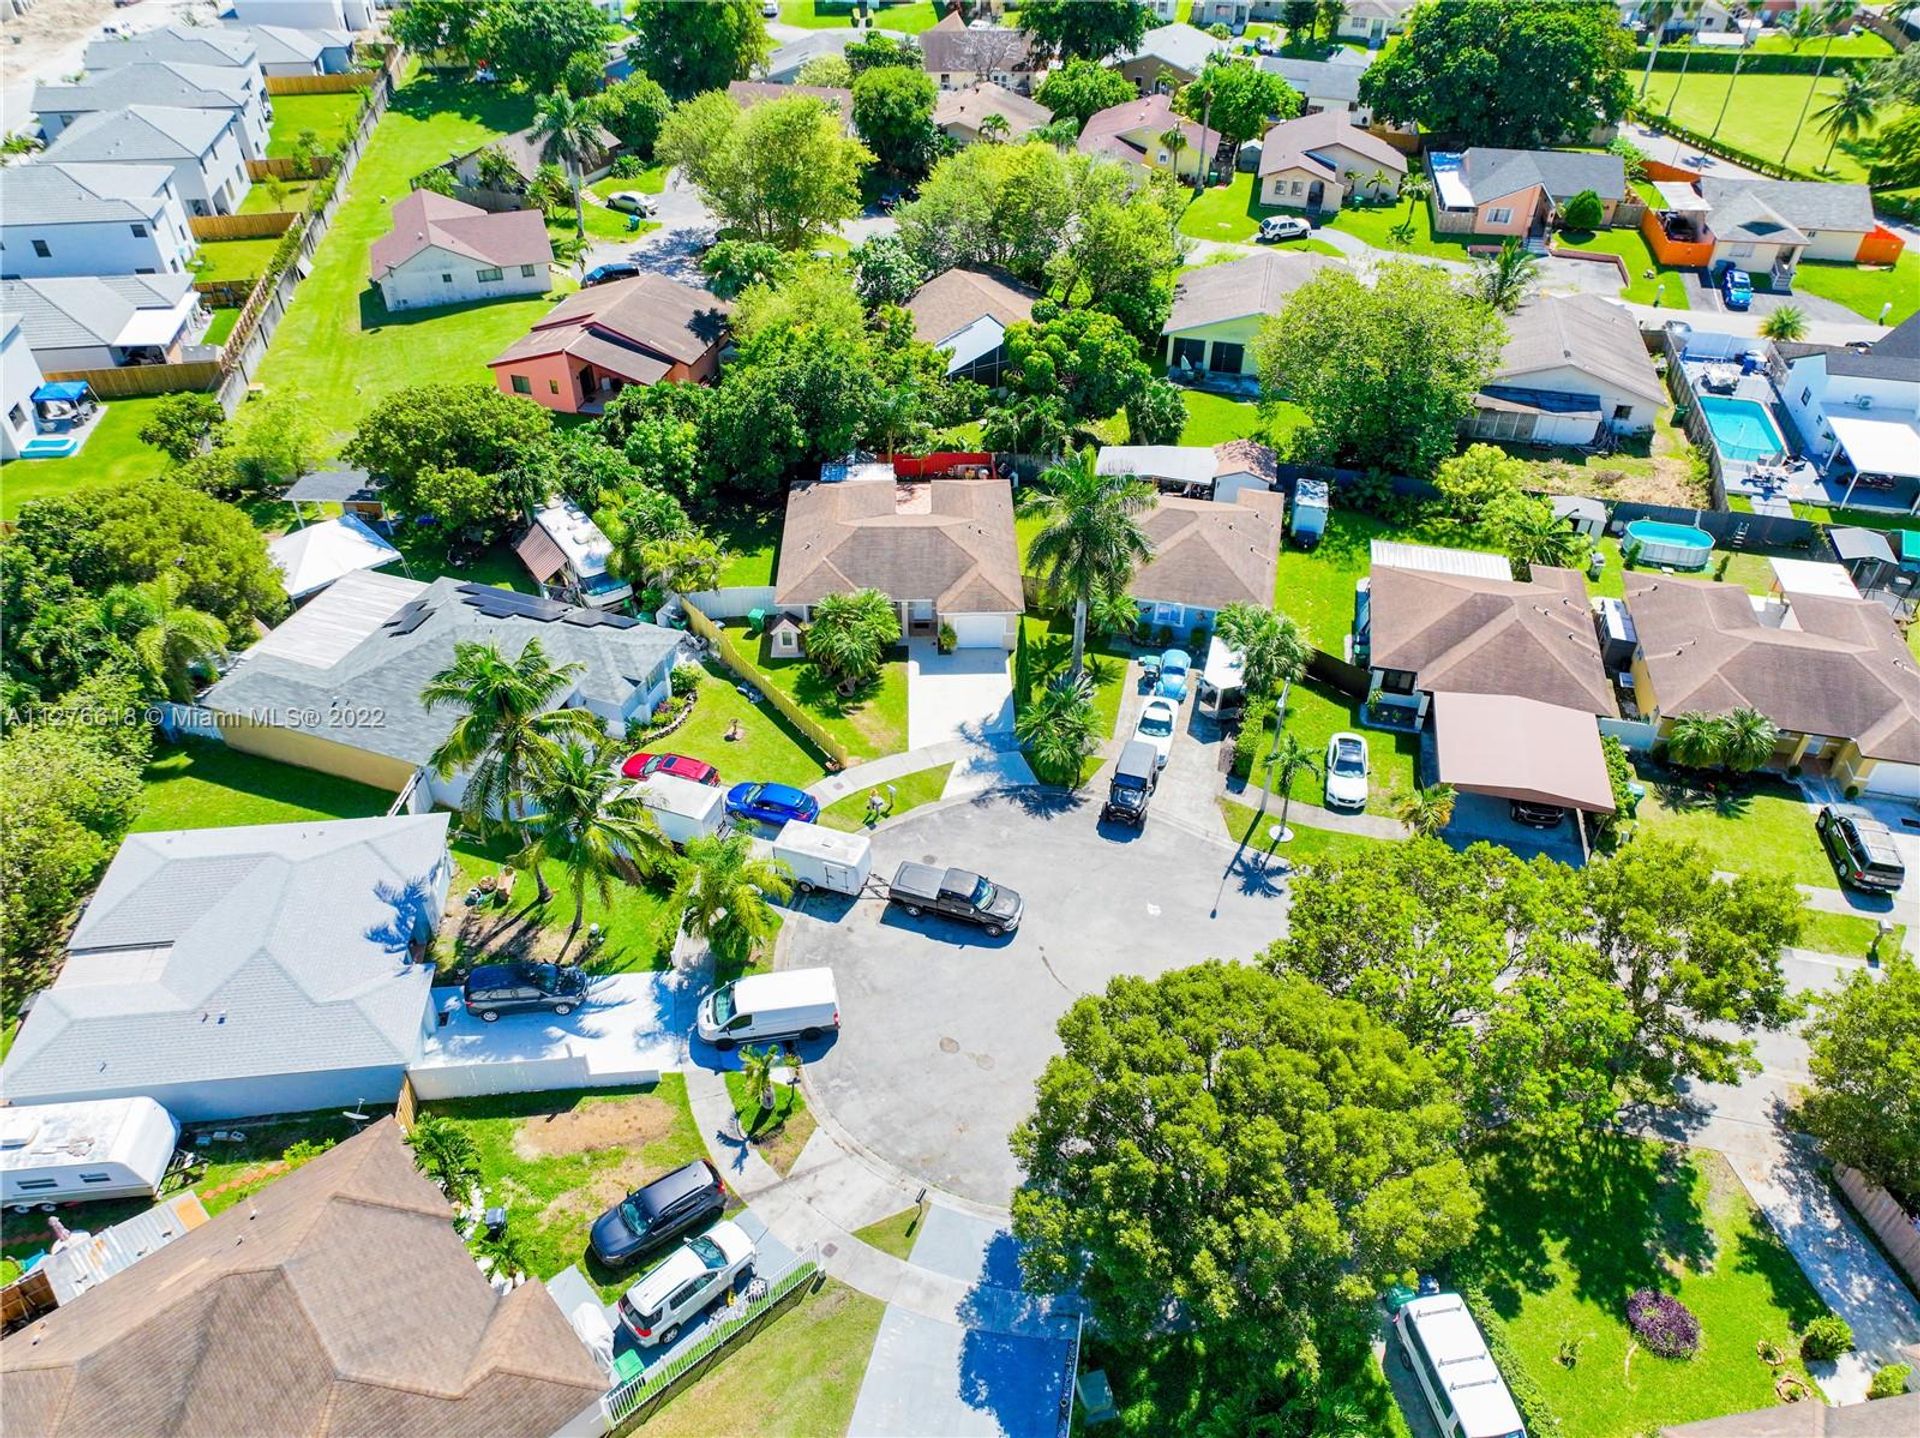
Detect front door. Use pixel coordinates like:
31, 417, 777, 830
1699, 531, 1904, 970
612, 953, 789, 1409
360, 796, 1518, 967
1208, 342, 1245, 374
1306, 180, 1324, 210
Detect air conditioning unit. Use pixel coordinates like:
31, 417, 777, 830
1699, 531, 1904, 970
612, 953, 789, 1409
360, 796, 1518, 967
1854, 395, 1874, 410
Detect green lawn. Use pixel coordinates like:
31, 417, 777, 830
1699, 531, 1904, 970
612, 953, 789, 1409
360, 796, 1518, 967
819, 762, 953, 831
1177, 173, 1294, 244
1632, 772, 1836, 889
1324, 199, 1482, 262
555, 204, 659, 244
1790, 253, 1920, 326
778, 0, 946, 31
135, 741, 393, 831
1458, 1136, 1824, 1438
852, 1205, 925, 1260
445, 832, 680, 975
251, 73, 561, 442
637, 1277, 884, 1438
1584, 534, 1781, 601
193, 236, 280, 285
1796, 907, 1907, 961
721, 1069, 816, 1177
712, 508, 781, 587
1017, 612, 1128, 740
0, 395, 174, 517
1240, 677, 1419, 815
1220, 795, 1396, 864
417, 1081, 707, 1301
1644, 32, 1893, 59
666, 661, 832, 791
1175, 389, 1311, 450
722, 625, 910, 761
588, 165, 670, 200
267, 90, 368, 158
1637, 70, 1903, 182
202, 308, 241, 346
239, 178, 314, 215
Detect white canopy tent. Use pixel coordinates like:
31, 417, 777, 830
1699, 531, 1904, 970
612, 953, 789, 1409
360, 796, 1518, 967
1826, 410, 1920, 514
268, 513, 404, 601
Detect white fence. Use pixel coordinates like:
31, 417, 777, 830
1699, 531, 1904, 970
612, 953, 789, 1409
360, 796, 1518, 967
156, 703, 225, 743
679, 586, 777, 622
1600, 717, 1661, 751
406, 1053, 661, 1102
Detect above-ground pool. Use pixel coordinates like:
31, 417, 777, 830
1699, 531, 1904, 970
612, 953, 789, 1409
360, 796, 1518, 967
1625, 519, 1715, 570
1698, 395, 1786, 464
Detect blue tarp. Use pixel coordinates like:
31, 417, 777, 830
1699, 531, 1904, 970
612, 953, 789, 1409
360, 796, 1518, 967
31, 381, 92, 403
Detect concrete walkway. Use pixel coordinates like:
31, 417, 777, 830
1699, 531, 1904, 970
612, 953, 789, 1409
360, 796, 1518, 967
1222, 777, 1411, 840
1620, 300, 1890, 345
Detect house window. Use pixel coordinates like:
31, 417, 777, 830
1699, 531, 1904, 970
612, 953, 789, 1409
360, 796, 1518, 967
441, 272, 454, 284
1209, 342, 1245, 373
7, 403, 25, 428
1612, 404, 1633, 423
520, 263, 538, 277
131, 223, 148, 238
511, 375, 532, 394
31, 239, 50, 258
1170, 336, 1206, 369
1487, 207, 1512, 225
548, 379, 559, 394
1291, 180, 1304, 196
476, 266, 503, 283
1157, 151, 1170, 164
1801, 387, 1812, 405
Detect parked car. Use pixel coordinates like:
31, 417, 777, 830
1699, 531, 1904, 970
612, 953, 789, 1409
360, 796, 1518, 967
761, 0, 779, 14
617, 1220, 756, 1348
463, 961, 587, 1022
1816, 805, 1907, 893
1102, 739, 1159, 827
1393, 1291, 1527, 1438
1508, 800, 1566, 829
886, 862, 1024, 935
697, 967, 840, 1050
1133, 696, 1179, 768
583, 261, 641, 288
1323, 731, 1369, 812
606, 191, 656, 216
621, 751, 719, 785
724, 781, 820, 827
1155, 649, 1192, 702
590, 1159, 727, 1268
1258, 215, 1311, 242
1719, 265, 1753, 311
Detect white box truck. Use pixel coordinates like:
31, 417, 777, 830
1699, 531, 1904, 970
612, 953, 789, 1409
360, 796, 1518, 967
631, 772, 729, 847
771, 821, 872, 896
696, 967, 840, 1051
0, 1097, 179, 1205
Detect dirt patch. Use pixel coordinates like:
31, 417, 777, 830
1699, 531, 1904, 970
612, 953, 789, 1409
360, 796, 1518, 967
538, 1169, 633, 1227
512, 1096, 674, 1160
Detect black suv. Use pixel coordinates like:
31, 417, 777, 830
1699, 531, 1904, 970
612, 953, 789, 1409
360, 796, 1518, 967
590, 1159, 727, 1268
463, 961, 588, 1022
1816, 805, 1906, 893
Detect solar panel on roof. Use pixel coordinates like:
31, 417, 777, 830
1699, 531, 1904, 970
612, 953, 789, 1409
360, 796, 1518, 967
561, 608, 637, 629
383, 598, 435, 636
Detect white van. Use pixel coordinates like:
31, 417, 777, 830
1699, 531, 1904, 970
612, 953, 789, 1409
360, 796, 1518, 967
616, 1218, 756, 1348
631, 772, 729, 847
772, 821, 872, 897
696, 967, 839, 1051
0, 1097, 179, 1205
1393, 1293, 1526, 1438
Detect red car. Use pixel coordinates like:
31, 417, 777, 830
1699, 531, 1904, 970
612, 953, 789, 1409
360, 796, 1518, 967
620, 751, 719, 786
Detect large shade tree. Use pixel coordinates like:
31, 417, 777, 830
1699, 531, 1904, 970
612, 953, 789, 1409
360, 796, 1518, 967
628, 0, 769, 100
1016, 0, 1151, 61
1801, 954, 1920, 1200
659, 92, 871, 250
1027, 447, 1155, 680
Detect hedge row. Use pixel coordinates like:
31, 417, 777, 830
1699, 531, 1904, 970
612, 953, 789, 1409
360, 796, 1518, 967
1634, 46, 1877, 76
1627, 105, 1824, 182
1457, 1284, 1566, 1437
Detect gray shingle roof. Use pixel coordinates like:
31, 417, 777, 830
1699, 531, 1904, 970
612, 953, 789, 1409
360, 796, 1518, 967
1261, 55, 1365, 105
1699, 177, 1876, 236
33, 61, 256, 118
1121, 23, 1227, 78
0, 162, 173, 225
1703, 187, 1808, 246
1460, 147, 1627, 204
1, 815, 450, 1105
41, 104, 234, 165
82, 23, 257, 72
1164, 249, 1336, 333
1494, 293, 1665, 405
1, 273, 195, 348
202, 575, 685, 768
230, 23, 353, 66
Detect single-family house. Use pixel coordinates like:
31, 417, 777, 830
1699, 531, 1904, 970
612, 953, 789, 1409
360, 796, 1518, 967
1, 274, 207, 370
1775, 313, 1920, 511
227, 23, 358, 76
920, 11, 1045, 95
1427, 147, 1628, 238
761, 29, 874, 85
1078, 92, 1212, 181
446, 121, 620, 194
1622, 571, 1920, 797
933, 82, 1054, 144
1661, 1392, 1920, 1438
488, 274, 730, 415
729, 80, 855, 132
269, 512, 403, 602
904, 265, 1039, 383
1693, 178, 1883, 279
0, 1118, 608, 1438
1359, 548, 1615, 726
1336, 0, 1414, 45
202, 572, 684, 804
776, 469, 1022, 649
0, 163, 196, 279
515, 497, 633, 610
1430, 690, 1617, 838
33, 61, 270, 161
1162, 249, 1336, 376
81, 24, 257, 75
1130, 489, 1286, 635
1, 312, 45, 462
229, 0, 377, 30
1256, 108, 1407, 211
1259, 51, 1387, 127
1097, 440, 1279, 504
0, 814, 451, 1119
1466, 293, 1666, 445
370, 190, 552, 313
40, 105, 252, 218
1114, 23, 1227, 94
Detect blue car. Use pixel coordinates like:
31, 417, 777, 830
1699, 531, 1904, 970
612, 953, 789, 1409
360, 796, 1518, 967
1155, 648, 1192, 701
725, 781, 819, 827
1719, 266, 1752, 312
583, 261, 641, 288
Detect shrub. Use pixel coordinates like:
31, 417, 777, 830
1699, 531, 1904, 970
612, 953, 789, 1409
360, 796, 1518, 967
1801, 1314, 1854, 1361
669, 663, 699, 697
1462, 1284, 1564, 1434
1869, 1364, 1912, 1400
610, 153, 645, 178
1231, 697, 1275, 781
1560, 189, 1605, 232
1626, 1289, 1701, 1359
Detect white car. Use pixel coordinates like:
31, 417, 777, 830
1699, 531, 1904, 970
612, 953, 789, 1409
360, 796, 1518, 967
1324, 731, 1369, 811
1133, 696, 1179, 768
1258, 215, 1312, 242
762, 0, 779, 14
607, 191, 656, 216
616, 1220, 756, 1348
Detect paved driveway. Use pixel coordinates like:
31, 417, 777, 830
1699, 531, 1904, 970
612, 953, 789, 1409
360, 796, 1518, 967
789, 789, 1291, 1205
907, 639, 1016, 749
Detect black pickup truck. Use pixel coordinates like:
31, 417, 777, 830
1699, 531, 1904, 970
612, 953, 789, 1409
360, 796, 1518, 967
885, 862, 1025, 935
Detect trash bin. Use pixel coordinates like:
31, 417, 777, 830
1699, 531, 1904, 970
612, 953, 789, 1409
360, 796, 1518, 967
747, 607, 769, 634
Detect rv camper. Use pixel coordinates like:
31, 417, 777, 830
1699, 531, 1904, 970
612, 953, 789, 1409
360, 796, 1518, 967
0, 1097, 179, 1205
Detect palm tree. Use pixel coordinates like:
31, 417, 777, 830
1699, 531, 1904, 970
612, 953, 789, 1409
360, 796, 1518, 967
739, 1044, 783, 1115
977, 112, 1011, 143
1362, 167, 1390, 202
99, 573, 229, 702
1496, 498, 1588, 579
407, 1116, 481, 1196
1663, 2, 1706, 117
1390, 173, 1430, 245
1710, 7, 1756, 143
1027, 447, 1155, 682
1159, 126, 1192, 183
1815, 70, 1880, 172
517, 738, 671, 957
1720, 706, 1779, 773
804, 588, 902, 692
1640, 0, 1683, 99
1761, 306, 1808, 341
532, 87, 600, 270
672, 832, 793, 970
1087, 583, 1143, 644
1261, 727, 1319, 845
1013, 670, 1100, 786
1665, 710, 1729, 770
1395, 784, 1456, 838
635, 532, 725, 598
1783, 0, 1859, 167
421, 638, 606, 898
1214, 602, 1309, 699
1472, 236, 1545, 315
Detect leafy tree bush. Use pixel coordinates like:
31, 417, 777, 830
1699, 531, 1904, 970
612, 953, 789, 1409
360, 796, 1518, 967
1626, 1289, 1701, 1358
1016, 0, 1149, 61
1801, 955, 1920, 1203
795, 54, 854, 89
1801, 1314, 1854, 1362
137, 392, 226, 463
1003, 301, 1151, 424
845, 31, 921, 76
1559, 188, 1605, 232
852, 232, 926, 308
1869, 1364, 1913, 1400
1432, 443, 1530, 519
852, 64, 938, 176
1174, 56, 1300, 150
1013, 670, 1101, 784
896, 141, 1074, 281
407, 1116, 483, 1195
700, 238, 788, 300
343, 383, 554, 507
629, 0, 768, 99
1035, 56, 1136, 130
659, 92, 870, 249
802, 588, 902, 690
597, 383, 713, 507
597, 75, 673, 157
1124, 376, 1186, 446
474, 0, 612, 94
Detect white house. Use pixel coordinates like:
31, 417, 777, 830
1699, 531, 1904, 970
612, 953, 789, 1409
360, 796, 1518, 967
1466, 294, 1666, 445
1259, 50, 1389, 127
1336, 0, 1413, 44
1162, 249, 1337, 377
368, 189, 553, 312
0, 163, 197, 279
33, 61, 271, 162
229, 0, 377, 30
1257, 108, 1407, 212
41, 105, 252, 218
82, 23, 258, 74
227, 24, 357, 76
1, 312, 45, 462
1777, 314, 1920, 508
1, 274, 207, 370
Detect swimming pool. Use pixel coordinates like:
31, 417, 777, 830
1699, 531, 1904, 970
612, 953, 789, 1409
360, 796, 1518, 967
1625, 519, 1715, 570
1698, 395, 1786, 464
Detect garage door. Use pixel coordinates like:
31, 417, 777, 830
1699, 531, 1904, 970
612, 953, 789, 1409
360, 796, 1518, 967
1864, 762, 1920, 801
946, 613, 1009, 649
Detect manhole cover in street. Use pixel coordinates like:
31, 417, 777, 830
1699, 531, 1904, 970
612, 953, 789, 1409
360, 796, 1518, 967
939, 1036, 960, 1053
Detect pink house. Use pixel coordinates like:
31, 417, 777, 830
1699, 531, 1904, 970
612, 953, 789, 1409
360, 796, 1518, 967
1426, 148, 1627, 239
487, 274, 730, 415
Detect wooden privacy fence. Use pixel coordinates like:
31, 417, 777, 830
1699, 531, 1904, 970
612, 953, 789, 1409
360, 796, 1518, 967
1835, 1166, 1920, 1291
247, 155, 333, 182
265, 71, 377, 95
190, 212, 295, 241
43, 362, 222, 396
681, 600, 851, 769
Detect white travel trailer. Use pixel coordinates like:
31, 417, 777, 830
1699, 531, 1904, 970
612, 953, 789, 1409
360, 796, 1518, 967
772, 821, 872, 897
0, 1097, 179, 1205
631, 772, 729, 847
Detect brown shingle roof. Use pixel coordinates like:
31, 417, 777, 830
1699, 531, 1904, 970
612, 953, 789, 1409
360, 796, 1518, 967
1624, 574, 1920, 763
488, 274, 728, 380
776, 474, 1022, 613
369, 190, 554, 280
1256, 109, 1407, 180
1077, 92, 1205, 170
932, 81, 1053, 137
727, 81, 854, 130
0, 1119, 606, 1438
1368, 563, 1615, 715
1130, 490, 1284, 612
904, 266, 1039, 346
919, 11, 1041, 76
1163, 249, 1335, 334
